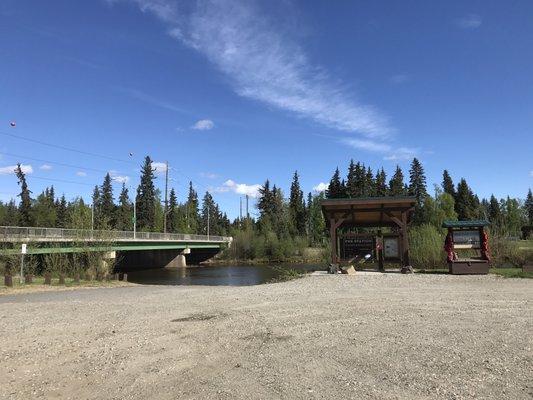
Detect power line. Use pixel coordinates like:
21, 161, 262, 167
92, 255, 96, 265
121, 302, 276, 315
30, 175, 98, 187
0, 151, 121, 175
0, 130, 136, 165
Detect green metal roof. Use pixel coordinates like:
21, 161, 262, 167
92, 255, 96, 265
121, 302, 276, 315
442, 220, 490, 228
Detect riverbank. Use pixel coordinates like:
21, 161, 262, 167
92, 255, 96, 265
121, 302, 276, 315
1, 273, 531, 399
0, 277, 135, 296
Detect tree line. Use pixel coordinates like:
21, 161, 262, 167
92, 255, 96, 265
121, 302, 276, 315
325, 158, 533, 237
0, 156, 231, 236
1, 155, 532, 250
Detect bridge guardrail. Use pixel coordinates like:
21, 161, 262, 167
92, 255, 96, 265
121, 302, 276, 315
0, 226, 232, 243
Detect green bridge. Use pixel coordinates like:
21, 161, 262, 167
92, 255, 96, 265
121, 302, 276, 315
0, 226, 233, 268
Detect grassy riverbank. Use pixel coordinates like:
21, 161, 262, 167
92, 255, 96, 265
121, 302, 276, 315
0, 276, 134, 295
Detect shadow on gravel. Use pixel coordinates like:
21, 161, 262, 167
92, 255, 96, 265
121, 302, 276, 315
171, 312, 226, 322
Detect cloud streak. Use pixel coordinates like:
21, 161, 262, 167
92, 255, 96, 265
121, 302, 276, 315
456, 14, 482, 29
116, 0, 390, 137
341, 138, 418, 161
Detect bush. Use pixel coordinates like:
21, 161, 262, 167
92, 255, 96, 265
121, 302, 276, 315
409, 224, 445, 269
490, 236, 533, 267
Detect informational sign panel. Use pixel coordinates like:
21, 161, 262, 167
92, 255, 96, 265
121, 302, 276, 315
453, 230, 480, 247
21, 243, 27, 255
383, 237, 400, 259
340, 235, 373, 259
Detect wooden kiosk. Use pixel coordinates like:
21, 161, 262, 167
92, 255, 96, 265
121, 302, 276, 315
321, 197, 416, 273
443, 220, 491, 274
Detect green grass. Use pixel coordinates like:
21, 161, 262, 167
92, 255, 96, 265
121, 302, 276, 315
490, 268, 533, 279
1, 275, 128, 291
267, 267, 305, 283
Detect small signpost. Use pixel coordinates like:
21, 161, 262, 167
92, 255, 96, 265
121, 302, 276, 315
20, 243, 27, 284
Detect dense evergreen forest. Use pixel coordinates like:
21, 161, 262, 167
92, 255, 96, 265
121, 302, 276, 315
1, 155, 532, 264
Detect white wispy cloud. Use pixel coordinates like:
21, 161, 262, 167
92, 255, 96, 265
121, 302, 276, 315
151, 161, 168, 174
112, 175, 130, 184
390, 74, 409, 84
76, 171, 87, 177
214, 179, 261, 198
456, 14, 482, 29
39, 164, 52, 171
192, 119, 214, 130
117, 87, 187, 113
313, 182, 328, 193
200, 172, 219, 179
0, 164, 33, 175
341, 138, 418, 161
529, 171, 533, 177
116, 0, 390, 138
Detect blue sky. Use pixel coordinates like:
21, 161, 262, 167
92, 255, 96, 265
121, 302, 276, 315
1, 0, 532, 219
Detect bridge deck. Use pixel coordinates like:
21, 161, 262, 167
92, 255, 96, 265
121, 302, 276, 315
1, 226, 231, 243
0, 226, 232, 255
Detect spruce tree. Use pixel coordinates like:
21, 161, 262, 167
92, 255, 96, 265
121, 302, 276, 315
136, 156, 156, 231
186, 181, 199, 233
488, 195, 501, 226
455, 178, 478, 220
408, 158, 428, 206
100, 173, 115, 228
375, 168, 388, 196
389, 165, 406, 196
257, 179, 273, 221
346, 160, 357, 198
116, 184, 132, 231
526, 189, 533, 225
92, 185, 102, 229
289, 171, 306, 235
15, 164, 33, 226
364, 166, 375, 196
56, 195, 68, 228
442, 170, 456, 198
167, 188, 178, 233
200, 191, 216, 235
326, 168, 343, 198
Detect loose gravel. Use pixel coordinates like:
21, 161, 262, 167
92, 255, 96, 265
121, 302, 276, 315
0, 273, 531, 399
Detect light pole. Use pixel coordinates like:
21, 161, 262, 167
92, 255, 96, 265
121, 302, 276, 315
207, 203, 210, 240
133, 199, 137, 239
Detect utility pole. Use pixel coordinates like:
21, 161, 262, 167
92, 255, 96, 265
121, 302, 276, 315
246, 194, 249, 219
239, 197, 243, 221
91, 203, 94, 231
133, 198, 137, 239
207, 203, 210, 240
163, 160, 169, 234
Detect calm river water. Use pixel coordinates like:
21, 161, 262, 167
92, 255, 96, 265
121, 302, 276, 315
126, 264, 323, 286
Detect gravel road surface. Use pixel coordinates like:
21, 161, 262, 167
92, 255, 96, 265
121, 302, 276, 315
1, 273, 531, 399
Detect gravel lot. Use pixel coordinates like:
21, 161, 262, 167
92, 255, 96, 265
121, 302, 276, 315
1, 273, 532, 399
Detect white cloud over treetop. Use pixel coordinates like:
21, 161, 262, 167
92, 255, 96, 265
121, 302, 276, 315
0, 164, 33, 175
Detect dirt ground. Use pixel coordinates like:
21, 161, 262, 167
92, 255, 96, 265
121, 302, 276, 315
0, 273, 531, 399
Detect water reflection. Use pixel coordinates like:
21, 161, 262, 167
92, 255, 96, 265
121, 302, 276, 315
126, 264, 321, 286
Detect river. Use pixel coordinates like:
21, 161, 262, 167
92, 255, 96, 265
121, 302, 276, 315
125, 264, 323, 286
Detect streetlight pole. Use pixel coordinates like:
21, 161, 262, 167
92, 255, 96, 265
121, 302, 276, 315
133, 197, 137, 239
163, 160, 169, 234
207, 203, 210, 240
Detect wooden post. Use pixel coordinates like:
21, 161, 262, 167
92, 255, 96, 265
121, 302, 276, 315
330, 218, 338, 264
401, 211, 410, 269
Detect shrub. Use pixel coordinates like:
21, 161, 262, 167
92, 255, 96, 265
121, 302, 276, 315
409, 224, 445, 269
